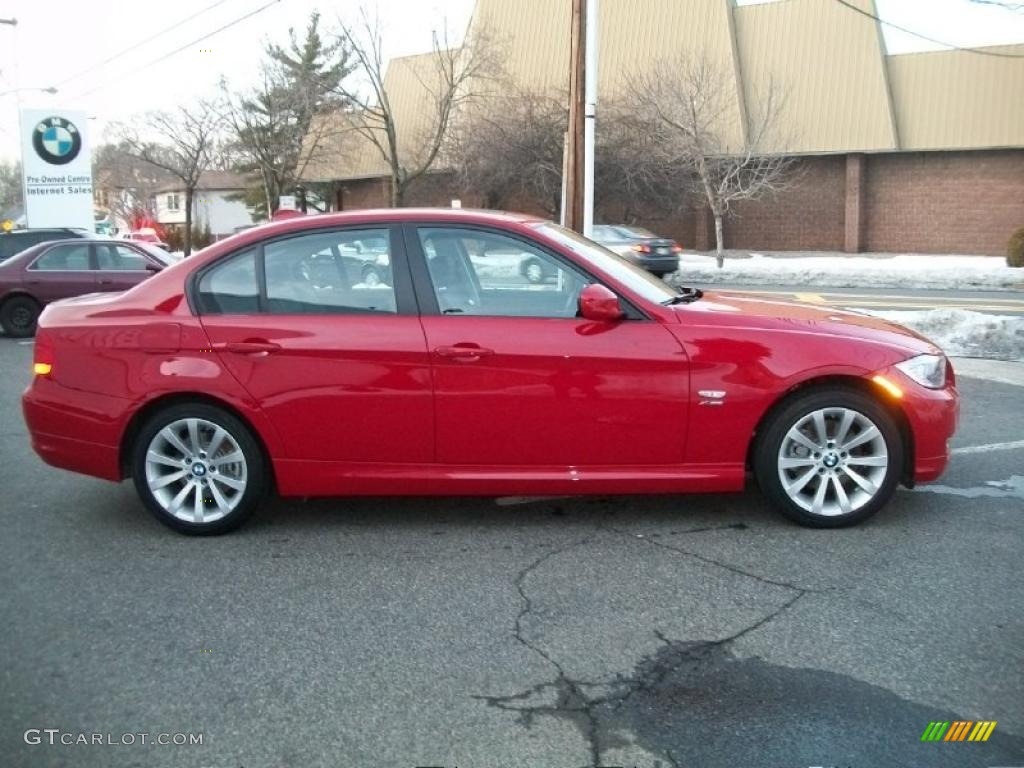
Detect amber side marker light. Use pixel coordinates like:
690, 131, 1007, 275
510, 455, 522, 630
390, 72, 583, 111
872, 374, 903, 399
33, 362, 52, 376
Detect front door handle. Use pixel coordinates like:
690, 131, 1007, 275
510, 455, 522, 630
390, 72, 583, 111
434, 344, 494, 361
223, 340, 281, 356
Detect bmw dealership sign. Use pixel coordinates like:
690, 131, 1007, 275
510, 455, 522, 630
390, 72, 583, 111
20, 109, 94, 230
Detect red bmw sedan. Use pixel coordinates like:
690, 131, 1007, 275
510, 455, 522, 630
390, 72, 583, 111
22, 209, 958, 534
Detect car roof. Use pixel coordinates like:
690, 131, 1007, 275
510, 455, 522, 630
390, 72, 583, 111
192, 208, 548, 260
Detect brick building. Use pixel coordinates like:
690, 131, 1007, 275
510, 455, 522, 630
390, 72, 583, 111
300, 0, 1024, 256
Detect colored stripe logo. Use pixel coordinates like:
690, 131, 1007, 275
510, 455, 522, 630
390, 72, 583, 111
921, 721, 997, 742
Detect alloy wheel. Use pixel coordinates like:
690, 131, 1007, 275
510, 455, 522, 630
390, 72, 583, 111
776, 407, 889, 517
144, 418, 248, 524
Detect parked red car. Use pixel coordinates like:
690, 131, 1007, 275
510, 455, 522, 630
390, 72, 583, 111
0, 238, 175, 337
22, 209, 958, 534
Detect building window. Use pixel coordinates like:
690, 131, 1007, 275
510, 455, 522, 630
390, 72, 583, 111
167, 194, 180, 211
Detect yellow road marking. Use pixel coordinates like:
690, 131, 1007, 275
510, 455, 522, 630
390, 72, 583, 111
794, 292, 827, 304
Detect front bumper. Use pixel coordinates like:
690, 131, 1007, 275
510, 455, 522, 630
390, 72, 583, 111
890, 371, 959, 483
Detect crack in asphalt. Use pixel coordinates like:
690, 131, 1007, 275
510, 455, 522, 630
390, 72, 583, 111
601, 522, 830, 594
476, 520, 813, 767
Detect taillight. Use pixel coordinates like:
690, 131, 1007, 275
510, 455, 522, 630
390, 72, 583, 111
33, 332, 54, 377
632, 244, 652, 254
671, 244, 683, 253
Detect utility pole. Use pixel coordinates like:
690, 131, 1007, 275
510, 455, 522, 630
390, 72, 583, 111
563, 0, 598, 236
563, 0, 586, 234
582, 0, 598, 238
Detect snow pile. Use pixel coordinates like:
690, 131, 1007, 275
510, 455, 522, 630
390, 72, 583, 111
672, 252, 1024, 291
859, 309, 1024, 361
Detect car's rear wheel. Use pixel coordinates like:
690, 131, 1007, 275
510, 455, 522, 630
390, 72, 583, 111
132, 403, 267, 535
753, 387, 903, 528
0, 296, 41, 337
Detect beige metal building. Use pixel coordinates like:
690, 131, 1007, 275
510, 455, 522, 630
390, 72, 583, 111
301, 0, 1024, 256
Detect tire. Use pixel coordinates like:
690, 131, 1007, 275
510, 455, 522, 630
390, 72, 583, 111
753, 387, 903, 528
521, 258, 545, 284
0, 296, 41, 337
131, 403, 268, 535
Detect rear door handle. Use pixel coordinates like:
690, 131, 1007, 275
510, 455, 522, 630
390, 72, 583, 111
223, 340, 281, 356
434, 344, 494, 361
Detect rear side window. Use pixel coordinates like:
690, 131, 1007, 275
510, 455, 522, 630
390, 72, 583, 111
31, 244, 92, 271
197, 249, 259, 313
263, 229, 396, 314
96, 245, 149, 271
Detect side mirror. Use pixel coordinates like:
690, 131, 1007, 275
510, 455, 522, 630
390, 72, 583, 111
578, 284, 624, 322
145, 262, 162, 273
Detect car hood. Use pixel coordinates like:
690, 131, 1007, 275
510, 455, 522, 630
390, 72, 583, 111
676, 291, 942, 357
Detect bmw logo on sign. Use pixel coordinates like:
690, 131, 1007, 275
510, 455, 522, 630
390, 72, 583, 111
32, 116, 82, 166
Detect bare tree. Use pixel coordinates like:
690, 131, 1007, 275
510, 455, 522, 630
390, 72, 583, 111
223, 11, 354, 218
631, 54, 795, 267
0, 159, 22, 216
449, 85, 566, 214
93, 141, 173, 228
597, 98, 693, 223
114, 101, 223, 256
332, 9, 499, 207
968, 0, 1023, 10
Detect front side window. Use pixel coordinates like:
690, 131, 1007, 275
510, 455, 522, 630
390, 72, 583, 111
417, 227, 588, 318
197, 249, 259, 313
96, 245, 149, 271
533, 222, 677, 305
31, 244, 92, 271
263, 229, 396, 314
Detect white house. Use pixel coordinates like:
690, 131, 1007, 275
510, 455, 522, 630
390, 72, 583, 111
154, 171, 255, 239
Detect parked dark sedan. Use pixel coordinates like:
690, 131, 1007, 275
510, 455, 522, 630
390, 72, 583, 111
591, 225, 682, 277
0, 227, 96, 263
0, 239, 174, 336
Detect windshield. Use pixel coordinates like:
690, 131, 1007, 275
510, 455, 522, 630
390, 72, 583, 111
137, 242, 177, 266
532, 222, 680, 304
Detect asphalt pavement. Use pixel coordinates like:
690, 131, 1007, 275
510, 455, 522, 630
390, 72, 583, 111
1, 336, 1022, 768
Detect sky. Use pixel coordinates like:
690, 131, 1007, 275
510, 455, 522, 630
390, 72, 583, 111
1, 0, 1023, 163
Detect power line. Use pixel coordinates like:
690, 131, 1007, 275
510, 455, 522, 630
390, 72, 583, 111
68, 0, 283, 100
55, 0, 237, 88
832, 0, 1024, 58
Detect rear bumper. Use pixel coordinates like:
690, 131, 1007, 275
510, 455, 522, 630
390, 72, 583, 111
627, 255, 680, 273
22, 377, 128, 482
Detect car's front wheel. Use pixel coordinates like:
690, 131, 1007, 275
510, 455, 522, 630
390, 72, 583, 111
0, 295, 41, 337
132, 403, 268, 535
753, 387, 904, 528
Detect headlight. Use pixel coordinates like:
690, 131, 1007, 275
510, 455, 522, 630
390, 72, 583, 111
895, 354, 947, 389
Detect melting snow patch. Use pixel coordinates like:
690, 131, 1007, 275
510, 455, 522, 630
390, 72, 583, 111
673, 252, 1023, 291
858, 309, 1024, 361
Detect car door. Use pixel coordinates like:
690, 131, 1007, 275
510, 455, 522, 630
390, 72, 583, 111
24, 242, 98, 303
196, 226, 434, 464
93, 243, 159, 292
408, 224, 690, 467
